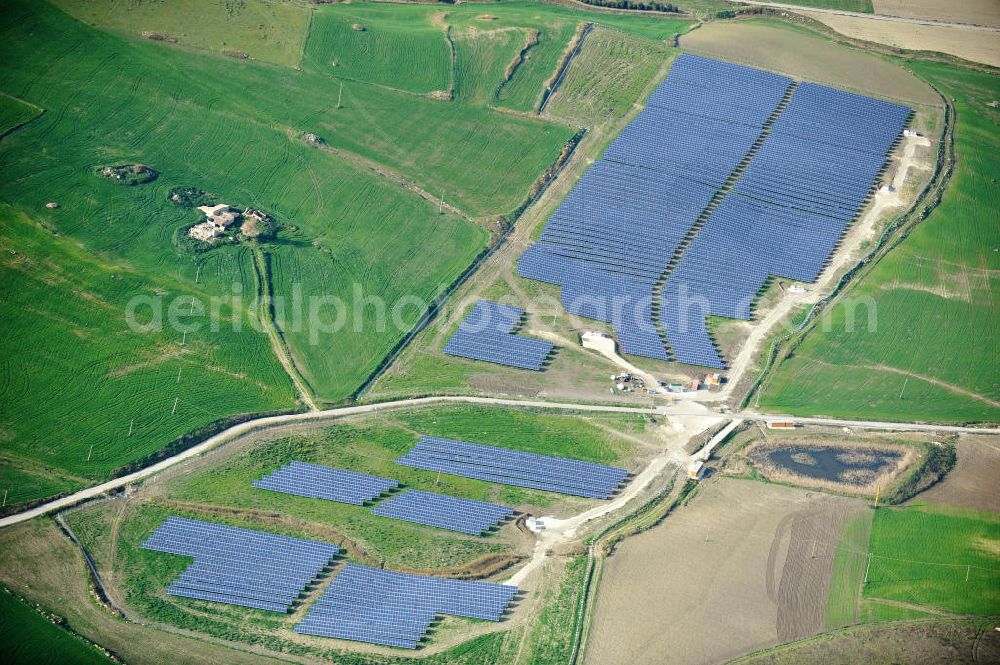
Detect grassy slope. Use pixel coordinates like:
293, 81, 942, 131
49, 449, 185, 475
304, 3, 452, 93
0, 590, 111, 665
49, 0, 311, 67
545, 25, 669, 125
759, 62, 1000, 423
864, 503, 1000, 615
453, 27, 527, 105
0, 93, 40, 135
311, 1, 691, 116
0, 207, 296, 504
496, 22, 580, 113
859, 599, 937, 623
824, 510, 873, 628
300, 5, 579, 217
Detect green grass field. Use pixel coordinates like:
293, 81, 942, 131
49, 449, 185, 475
863, 503, 1000, 616
453, 26, 529, 105
496, 23, 580, 113
0, 590, 111, 664
303, 3, 452, 93
0, 207, 296, 506
49, 0, 312, 67
759, 61, 1000, 423
0, 93, 41, 137
309, 1, 690, 116
825, 511, 873, 628
545, 26, 670, 125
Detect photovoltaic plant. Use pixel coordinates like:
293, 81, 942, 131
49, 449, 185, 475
371, 489, 515, 535
140, 516, 339, 612
660, 82, 911, 367
442, 300, 555, 370
517, 53, 910, 368
294, 563, 519, 648
397, 435, 629, 499
252, 461, 398, 505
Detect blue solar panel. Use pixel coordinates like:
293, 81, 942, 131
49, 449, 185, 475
515, 53, 910, 369
372, 490, 514, 535
252, 461, 398, 505
295, 563, 519, 648
443, 300, 555, 370
397, 435, 629, 499
141, 516, 339, 613
515, 53, 792, 363
660, 82, 910, 367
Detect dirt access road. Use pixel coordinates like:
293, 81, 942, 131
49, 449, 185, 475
733, 1, 1000, 31
2, 394, 997, 529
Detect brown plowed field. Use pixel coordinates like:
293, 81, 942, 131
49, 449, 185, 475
681, 21, 941, 107
585, 478, 866, 665
874, 0, 1000, 27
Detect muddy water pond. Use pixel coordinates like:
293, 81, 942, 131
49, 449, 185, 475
750, 444, 906, 487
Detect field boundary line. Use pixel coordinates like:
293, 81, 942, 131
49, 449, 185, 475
296, 4, 314, 71
863, 597, 961, 618
728, 617, 992, 664
0, 92, 46, 142
539, 21, 592, 113
54, 512, 127, 618
570, 550, 603, 665
251, 245, 317, 411
307, 137, 473, 222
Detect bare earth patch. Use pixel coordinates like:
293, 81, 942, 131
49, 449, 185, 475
681, 20, 940, 106
732, 619, 1000, 665
586, 478, 866, 665
915, 434, 1000, 512
800, 10, 1000, 67
873, 0, 1000, 27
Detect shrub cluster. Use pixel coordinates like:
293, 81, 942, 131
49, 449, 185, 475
578, 0, 681, 12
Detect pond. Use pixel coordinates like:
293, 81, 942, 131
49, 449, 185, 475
751, 445, 905, 486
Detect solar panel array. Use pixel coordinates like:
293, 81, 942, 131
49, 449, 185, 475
516, 53, 910, 368
253, 461, 398, 505
661, 83, 911, 367
372, 489, 514, 535
141, 516, 339, 612
295, 563, 518, 649
397, 435, 629, 499
517, 54, 792, 361
442, 300, 555, 370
